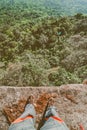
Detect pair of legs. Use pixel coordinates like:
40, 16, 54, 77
9, 96, 69, 130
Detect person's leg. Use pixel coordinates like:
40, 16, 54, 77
40, 98, 69, 130
16, 103, 36, 124
8, 96, 36, 130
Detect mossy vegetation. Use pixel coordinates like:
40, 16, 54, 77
0, 0, 87, 86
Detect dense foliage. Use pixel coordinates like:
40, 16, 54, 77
0, 0, 87, 86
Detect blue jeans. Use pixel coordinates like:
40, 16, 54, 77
9, 118, 36, 130
9, 104, 36, 130
40, 106, 69, 130
8, 104, 69, 130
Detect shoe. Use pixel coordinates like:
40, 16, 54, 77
44, 97, 59, 118
47, 97, 55, 107
26, 95, 34, 105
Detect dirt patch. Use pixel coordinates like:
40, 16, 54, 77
3, 93, 58, 124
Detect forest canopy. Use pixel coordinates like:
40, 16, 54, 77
0, 0, 87, 86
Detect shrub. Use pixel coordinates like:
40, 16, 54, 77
48, 67, 81, 86
61, 51, 87, 72
1, 52, 50, 86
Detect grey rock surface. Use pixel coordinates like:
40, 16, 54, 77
0, 84, 87, 130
